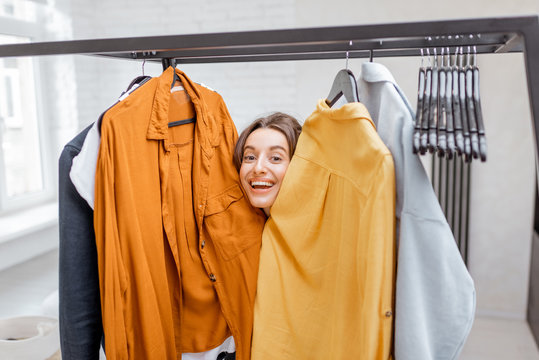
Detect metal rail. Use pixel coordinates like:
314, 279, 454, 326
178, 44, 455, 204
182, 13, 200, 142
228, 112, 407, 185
1, 17, 537, 158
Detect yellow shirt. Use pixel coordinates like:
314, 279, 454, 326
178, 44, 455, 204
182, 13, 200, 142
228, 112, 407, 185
251, 100, 396, 360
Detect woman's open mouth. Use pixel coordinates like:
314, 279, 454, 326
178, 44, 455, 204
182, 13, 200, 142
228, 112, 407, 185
250, 181, 274, 189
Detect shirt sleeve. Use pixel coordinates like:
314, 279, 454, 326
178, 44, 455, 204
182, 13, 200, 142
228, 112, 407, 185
94, 122, 129, 359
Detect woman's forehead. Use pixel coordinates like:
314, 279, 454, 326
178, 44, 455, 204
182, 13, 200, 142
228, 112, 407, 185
244, 128, 289, 152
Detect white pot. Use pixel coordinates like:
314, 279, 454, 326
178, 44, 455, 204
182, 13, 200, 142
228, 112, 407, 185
0, 316, 59, 360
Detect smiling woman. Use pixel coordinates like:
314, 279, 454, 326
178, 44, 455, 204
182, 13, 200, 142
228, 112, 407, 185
233, 112, 302, 216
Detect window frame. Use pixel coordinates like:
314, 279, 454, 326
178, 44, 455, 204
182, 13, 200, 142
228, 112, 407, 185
0, 8, 56, 214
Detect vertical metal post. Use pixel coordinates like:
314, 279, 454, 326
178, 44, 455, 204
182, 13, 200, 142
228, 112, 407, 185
445, 156, 453, 224
521, 18, 539, 348
460, 160, 471, 263
455, 158, 462, 253
521, 19, 539, 177
439, 155, 448, 216
431, 155, 438, 197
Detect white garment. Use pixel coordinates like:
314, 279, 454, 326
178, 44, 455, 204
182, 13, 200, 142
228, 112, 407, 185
70, 120, 100, 209
70, 80, 212, 210
70, 81, 145, 209
357, 62, 476, 360
68, 83, 236, 359
182, 336, 235, 360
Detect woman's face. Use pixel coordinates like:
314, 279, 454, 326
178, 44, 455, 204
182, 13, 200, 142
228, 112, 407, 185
239, 128, 291, 216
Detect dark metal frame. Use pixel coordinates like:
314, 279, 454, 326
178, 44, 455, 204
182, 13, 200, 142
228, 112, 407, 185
1, 14, 538, 258
2, 15, 539, 337
0, 16, 537, 157
0, 17, 530, 60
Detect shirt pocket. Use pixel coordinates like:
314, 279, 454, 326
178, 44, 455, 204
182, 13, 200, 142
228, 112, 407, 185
204, 184, 262, 261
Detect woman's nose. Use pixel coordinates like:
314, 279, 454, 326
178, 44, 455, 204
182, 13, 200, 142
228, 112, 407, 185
254, 158, 267, 173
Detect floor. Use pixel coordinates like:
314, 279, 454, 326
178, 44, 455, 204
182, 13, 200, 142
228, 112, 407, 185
460, 317, 539, 359
0, 249, 538, 359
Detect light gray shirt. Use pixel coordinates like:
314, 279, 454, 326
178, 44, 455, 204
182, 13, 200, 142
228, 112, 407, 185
357, 62, 476, 360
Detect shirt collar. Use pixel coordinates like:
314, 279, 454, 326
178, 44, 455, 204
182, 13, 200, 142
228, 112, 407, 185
360, 62, 397, 85
316, 99, 376, 129
146, 67, 215, 152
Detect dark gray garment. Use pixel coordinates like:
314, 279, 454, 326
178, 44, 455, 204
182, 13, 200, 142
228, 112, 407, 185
58, 123, 102, 360
58, 76, 151, 360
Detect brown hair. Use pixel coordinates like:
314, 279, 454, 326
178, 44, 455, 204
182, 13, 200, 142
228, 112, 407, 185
233, 112, 302, 171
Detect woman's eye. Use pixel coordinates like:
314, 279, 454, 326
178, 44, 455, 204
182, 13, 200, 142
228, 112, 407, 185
243, 154, 256, 162
271, 155, 283, 162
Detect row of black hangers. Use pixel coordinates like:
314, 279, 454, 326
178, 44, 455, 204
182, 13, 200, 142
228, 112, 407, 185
413, 46, 487, 162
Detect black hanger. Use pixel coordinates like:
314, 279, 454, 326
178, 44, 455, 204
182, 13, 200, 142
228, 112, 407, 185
452, 47, 464, 156
465, 46, 480, 159
420, 49, 432, 155
444, 47, 455, 160
413, 49, 426, 154
164, 60, 196, 128
458, 47, 472, 162
326, 41, 358, 107
437, 47, 448, 157
163, 58, 182, 89
428, 48, 439, 154
325, 69, 360, 107
472, 46, 487, 161
326, 44, 359, 107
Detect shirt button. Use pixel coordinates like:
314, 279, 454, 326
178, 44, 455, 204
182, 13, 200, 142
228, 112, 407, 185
209, 273, 216, 282
201, 240, 205, 249
385, 311, 393, 317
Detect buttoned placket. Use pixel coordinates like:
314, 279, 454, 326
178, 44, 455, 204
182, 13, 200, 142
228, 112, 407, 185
160, 139, 181, 274
189, 96, 216, 284
171, 71, 244, 352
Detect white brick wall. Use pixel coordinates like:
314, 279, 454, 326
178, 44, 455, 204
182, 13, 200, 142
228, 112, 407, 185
68, 0, 298, 132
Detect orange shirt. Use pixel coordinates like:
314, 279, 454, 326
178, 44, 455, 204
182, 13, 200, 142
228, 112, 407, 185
94, 67, 266, 360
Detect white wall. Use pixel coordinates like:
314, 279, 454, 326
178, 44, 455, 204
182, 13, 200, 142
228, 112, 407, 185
64, 0, 539, 320
69, 0, 299, 132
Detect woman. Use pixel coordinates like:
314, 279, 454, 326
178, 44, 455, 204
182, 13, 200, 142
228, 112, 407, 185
233, 112, 302, 216
240, 104, 396, 359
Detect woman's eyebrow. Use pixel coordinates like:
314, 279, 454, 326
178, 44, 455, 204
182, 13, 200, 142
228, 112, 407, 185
243, 145, 287, 152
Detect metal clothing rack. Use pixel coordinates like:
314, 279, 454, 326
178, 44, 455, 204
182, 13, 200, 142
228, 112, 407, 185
0, 16, 538, 155
1, 13, 539, 345
1, 12, 539, 269
0, 19, 538, 233
3, 15, 538, 252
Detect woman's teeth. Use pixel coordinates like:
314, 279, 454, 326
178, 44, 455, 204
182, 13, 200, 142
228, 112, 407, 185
251, 181, 274, 189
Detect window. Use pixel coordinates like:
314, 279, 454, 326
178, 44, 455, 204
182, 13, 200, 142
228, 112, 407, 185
0, 0, 36, 22
0, 34, 49, 212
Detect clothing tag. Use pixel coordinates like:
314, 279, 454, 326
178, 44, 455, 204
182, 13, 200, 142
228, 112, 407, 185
171, 85, 191, 101
171, 85, 185, 93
